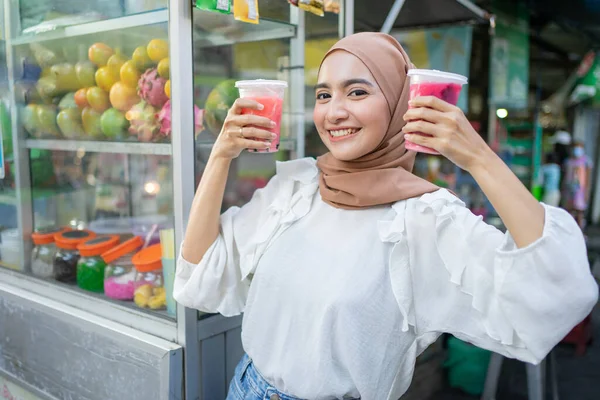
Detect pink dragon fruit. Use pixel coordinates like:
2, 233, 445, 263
157, 100, 205, 139
126, 101, 160, 142
137, 68, 169, 108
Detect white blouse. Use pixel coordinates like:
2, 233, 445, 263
174, 157, 598, 400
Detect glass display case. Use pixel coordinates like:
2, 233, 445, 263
0, 0, 336, 398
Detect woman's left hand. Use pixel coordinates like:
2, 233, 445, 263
402, 96, 491, 172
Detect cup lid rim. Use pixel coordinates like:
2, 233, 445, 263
407, 69, 468, 84
235, 79, 288, 88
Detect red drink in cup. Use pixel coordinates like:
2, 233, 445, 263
405, 69, 468, 155
235, 79, 287, 153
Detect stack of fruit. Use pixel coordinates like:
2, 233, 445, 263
22, 39, 183, 143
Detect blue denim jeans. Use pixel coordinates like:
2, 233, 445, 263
226, 354, 303, 400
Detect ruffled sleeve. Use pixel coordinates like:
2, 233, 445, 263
384, 189, 598, 364
173, 158, 319, 317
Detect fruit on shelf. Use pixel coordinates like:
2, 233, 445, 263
75, 61, 97, 87
58, 92, 78, 110
126, 101, 159, 142
56, 108, 85, 139
138, 68, 168, 108
164, 79, 171, 98
157, 100, 204, 139
30, 43, 61, 68
106, 53, 127, 80
50, 63, 82, 92
204, 79, 238, 137
120, 60, 141, 88
36, 105, 62, 138
74, 88, 90, 109
22, 104, 41, 136
157, 58, 170, 79
132, 46, 153, 71
88, 43, 114, 67
109, 82, 140, 112
147, 39, 169, 62
81, 107, 103, 138
95, 67, 117, 92
100, 108, 129, 139
86, 86, 111, 112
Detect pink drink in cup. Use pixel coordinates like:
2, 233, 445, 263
405, 69, 468, 155
235, 79, 287, 153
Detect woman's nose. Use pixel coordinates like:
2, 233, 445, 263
326, 99, 349, 123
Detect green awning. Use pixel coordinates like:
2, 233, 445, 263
569, 51, 600, 106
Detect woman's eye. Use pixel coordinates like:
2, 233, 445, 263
349, 89, 368, 97
316, 92, 331, 100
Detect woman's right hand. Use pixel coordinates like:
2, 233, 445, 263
211, 98, 276, 160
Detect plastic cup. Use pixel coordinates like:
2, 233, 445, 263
162, 257, 176, 317
405, 69, 468, 155
235, 79, 287, 153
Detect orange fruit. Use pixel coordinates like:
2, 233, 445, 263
88, 43, 114, 67
147, 39, 168, 62
157, 58, 170, 78
119, 60, 141, 88
106, 54, 127, 79
109, 82, 140, 112
164, 80, 171, 98
74, 88, 90, 109
132, 46, 153, 71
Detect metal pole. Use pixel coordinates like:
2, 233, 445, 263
340, 0, 354, 37
380, 0, 405, 34
290, 6, 305, 158
169, 0, 201, 398
4, 0, 33, 270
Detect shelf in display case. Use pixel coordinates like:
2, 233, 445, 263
25, 139, 172, 155
193, 10, 296, 48
195, 138, 296, 151
9, 9, 169, 46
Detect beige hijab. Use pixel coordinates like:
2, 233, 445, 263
316, 32, 439, 210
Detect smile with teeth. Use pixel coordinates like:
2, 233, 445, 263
329, 128, 359, 137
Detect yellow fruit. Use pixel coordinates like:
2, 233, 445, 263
106, 54, 127, 79
147, 39, 169, 62
164, 79, 171, 98
95, 67, 117, 92
132, 46, 153, 71
86, 86, 110, 112
88, 43, 114, 67
109, 82, 140, 112
119, 60, 141, 88
157, 58, 170, 78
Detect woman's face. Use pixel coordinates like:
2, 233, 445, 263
314, 51, 390, 161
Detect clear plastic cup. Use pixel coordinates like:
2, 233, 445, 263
405, 69, 468, 155
235, 79, 288, 153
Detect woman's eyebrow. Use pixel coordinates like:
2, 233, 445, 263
315, 78, 374, 91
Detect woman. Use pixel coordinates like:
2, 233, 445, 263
174, 33, 598, 400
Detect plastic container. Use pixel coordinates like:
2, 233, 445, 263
132, 244, 165, 310
31, 227, 65, 279
235, 79, 287, 153
76, 235, 119, 292
53, 230, 96, 283
405, 69, 468, 155
102, 236, 144, 300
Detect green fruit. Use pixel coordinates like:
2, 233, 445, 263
204, 79, 238, 137
100, 108, 129, 139
56, 108, 85, 139
81, 107, 103, 138
58, 92, 78, 110
22, 104, 41, 137
36, 105, 61, 137
75, 61, 97, 87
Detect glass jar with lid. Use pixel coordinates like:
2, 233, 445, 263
31, 227, 65, 279
101, 236, 144, 300
53, 230, 96, 283
132, 244, 165, 310
76, 235, 120, 293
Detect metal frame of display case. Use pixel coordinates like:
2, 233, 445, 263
0, 0, 357, 398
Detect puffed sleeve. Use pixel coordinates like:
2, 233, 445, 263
173, 157, 319, 317
388, 189, 598, 364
